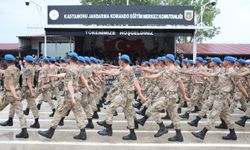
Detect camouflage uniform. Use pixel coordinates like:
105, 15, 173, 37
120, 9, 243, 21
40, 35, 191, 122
0, 65, 27, 128
50, 64, 86, 129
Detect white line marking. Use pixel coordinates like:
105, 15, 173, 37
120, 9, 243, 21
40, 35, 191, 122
0, 141, 249, 148
0, 128, 250, 134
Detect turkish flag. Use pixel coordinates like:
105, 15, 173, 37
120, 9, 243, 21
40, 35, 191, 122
104, 37, 144, 53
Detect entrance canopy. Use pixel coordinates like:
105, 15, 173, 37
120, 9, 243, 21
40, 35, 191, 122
41, 5, 212, 62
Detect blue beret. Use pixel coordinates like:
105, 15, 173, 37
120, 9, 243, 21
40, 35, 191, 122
196, 57, 204, 63
166, 54, 175, 62
189, 60, 195, 65
43, 57, 49, 62
237, 59, 246, 64
157, 57, 162, 61
25, 55, 34, 62
175, 60, 181, 64
60, 58, 66, 62
78, 56, 85, 63
50, 57, 56, 63
4, 54, 15, 61
120, 54, 131, 63
160, 57, 166, 62
224, 56, 235, 64
69, 52, 78, 59
149, 59, 156, 63
145, 61, 149, 65
212, 57, 223, 64
84, 57, 90, 63
90, 57, 95, 62
182, 59, 188, 63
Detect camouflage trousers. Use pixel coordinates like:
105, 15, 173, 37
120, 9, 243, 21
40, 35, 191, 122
245, 101, 250, 117
105, 90, 135, 129
9, 88, 39, 119
51, 92, 86, 129
37, 87, 55, 110
187, 84, 205, 113
0, 91, 27, 128
205, 92, 234, 130
230, 91, 247, 113
80, 88, 93, 119
146, 92, 181, 129
142, 86, 160, 108
198, 90, 217, 118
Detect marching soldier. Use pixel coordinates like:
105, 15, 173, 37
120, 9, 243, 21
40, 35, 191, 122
0, 54, 29, 138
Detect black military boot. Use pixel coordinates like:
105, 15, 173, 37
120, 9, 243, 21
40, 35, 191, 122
137, 116, 149, 126
188, 116, 201, 127
49, 109, 56, 117
215, 119, 228, 129
38, 127, 56, 139
133, 102, 142, 109
97, 104, 101, 112
154, 122, 168, 137
74, 128, 87, 140
37, 103, 41, 110
59, 117, 64, 126
30, 118, 40, 128
191, 106, 200, 113
235, 116, 248, 127
92, 111, 99, 119
177, 108, 182, 114
192, 127, 208, 140
183, 101, 188, 107
179, 112, 189, 119
136, 107, 147, 116
168, 129, 183, 142
16, 128, 29, 138
97, 124, 113, 136
166, 123, 174, 129
0, 117, 13, 126
134, 119, 139, 129
238, 107, 246, 112
123, 129, 137, 140
66, 110, 71, 116
113, 110, 118, 116
86, 118, 94, 129
23, 108, 30, 116
161, 112, 170, 120
222, 128, 237, 140
97, 120, 108, 127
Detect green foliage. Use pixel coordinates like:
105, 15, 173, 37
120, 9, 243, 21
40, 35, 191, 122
80, 0, 220, 43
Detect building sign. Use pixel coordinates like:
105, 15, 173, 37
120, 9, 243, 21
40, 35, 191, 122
48, 5, 194, 26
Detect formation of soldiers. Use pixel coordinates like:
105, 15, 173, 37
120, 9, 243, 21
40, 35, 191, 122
0, 52, 250, 142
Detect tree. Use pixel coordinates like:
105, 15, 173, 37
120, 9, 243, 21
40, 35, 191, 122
80, 0, 220, 43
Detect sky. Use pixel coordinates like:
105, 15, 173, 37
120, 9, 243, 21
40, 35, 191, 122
0, 0, 250, 44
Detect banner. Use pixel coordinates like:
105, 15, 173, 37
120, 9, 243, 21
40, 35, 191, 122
48, 5, 194, 26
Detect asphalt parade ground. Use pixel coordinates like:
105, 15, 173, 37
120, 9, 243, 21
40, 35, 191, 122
0, 99, 250, 150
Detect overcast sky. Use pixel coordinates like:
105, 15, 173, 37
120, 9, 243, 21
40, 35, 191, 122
0, 0, 250, 43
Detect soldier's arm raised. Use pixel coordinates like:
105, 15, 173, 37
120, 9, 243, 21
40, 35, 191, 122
139, 72, 162, 80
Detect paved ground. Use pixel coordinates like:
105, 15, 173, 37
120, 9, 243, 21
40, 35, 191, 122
0, 99, 250, 150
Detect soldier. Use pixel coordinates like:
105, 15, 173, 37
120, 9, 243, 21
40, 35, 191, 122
0, 54, 29, 138
137, 54, 189, 142
188, 57, 223, 127
78, 56, 95, 129
38, 52, 88, 140
36, 57, 56, 117
96, 54, 145, 140
192, 56, 249, 140
180, 57, 206, 119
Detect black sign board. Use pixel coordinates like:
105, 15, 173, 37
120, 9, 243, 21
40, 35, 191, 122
48, 5, 194, 26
